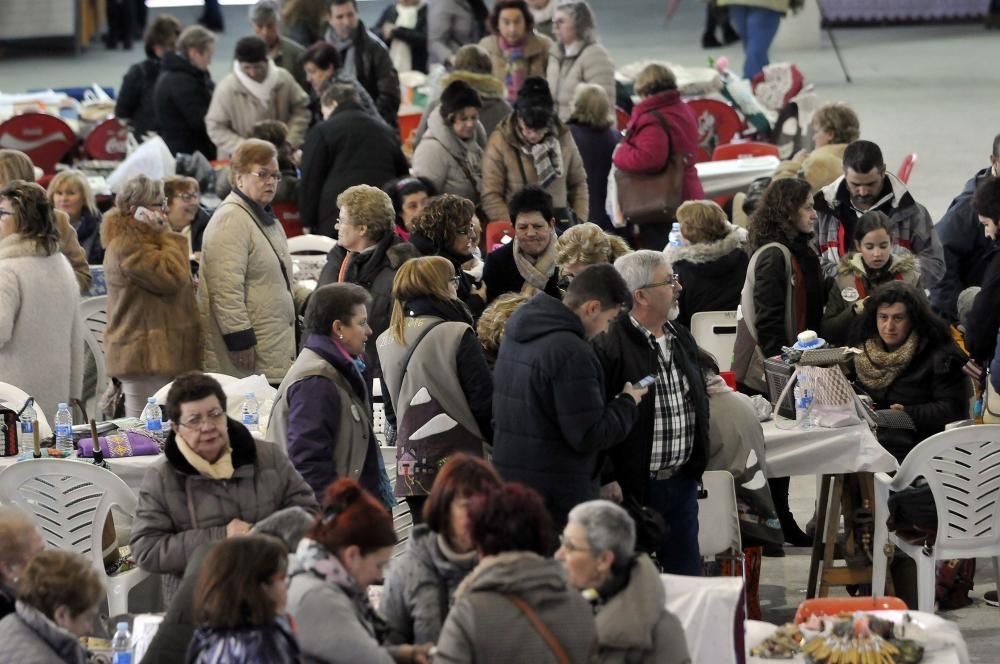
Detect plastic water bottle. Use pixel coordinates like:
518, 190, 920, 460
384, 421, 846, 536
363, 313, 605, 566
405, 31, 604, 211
18, 399, 36, 456
794, 376, 814, 429
111, 621, 133, 664
241, 393, 259, 433
141, 398, 165, 444
54, 403, 74, 457
668, 222, 683, 247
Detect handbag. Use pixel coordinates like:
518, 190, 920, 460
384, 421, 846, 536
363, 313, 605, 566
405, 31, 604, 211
615, 111, 686, 226
984, 370, 1000, 423
502, 594, 571, 664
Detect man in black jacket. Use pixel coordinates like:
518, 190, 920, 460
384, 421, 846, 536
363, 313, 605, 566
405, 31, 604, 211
929, 133, 1000, 322
324, 0, 402, 127
593, 250, 710, 576
299, 84, 409, 236
492, 264, 647, 532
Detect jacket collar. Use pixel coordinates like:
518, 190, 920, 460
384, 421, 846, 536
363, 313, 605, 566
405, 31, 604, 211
440, 70, 506, 101
634, 90, 681, 116
664, 225, 746, 265
594, 555, 665, 650
819, 171, 915, 215
14, 602, 88, 664
164, 418, 257, 476
303, 333, 368, 398
0, 234, 52, 260
232, 187, 277, 226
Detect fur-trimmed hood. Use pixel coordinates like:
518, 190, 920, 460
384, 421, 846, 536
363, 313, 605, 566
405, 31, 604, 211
0, 233, 53, 260
440, 70, 506, 101
836, 249, 919, 280
665, 224, 747, 265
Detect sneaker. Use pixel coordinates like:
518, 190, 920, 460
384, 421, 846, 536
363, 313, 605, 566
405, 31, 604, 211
986, 590, 999, 606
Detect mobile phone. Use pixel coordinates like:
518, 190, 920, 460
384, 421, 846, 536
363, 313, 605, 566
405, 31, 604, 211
636, 374, 656, 388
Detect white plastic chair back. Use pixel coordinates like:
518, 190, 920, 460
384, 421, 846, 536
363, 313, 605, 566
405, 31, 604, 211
690, 311, 738, 372
287, 234, 336, 254
697, 470, 742, 557
871, 424, 1000, 612
80, 295, 108, 352
0, 381, 53, 439
662, 573, 744, 664
0, 458, 149, 615
82, 327, 107, 420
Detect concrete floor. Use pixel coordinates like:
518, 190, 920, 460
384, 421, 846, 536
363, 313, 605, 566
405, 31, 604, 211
3, 0, 999, 657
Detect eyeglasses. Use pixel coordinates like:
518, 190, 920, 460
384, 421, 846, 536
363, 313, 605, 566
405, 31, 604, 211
175, 192, 199, 202
178, 408, 227, 430
0, 209, 13, 219
558, 534, 590, 554
249, 171, 282, 183
450, 275, 462, 286
639, 274, 681, 289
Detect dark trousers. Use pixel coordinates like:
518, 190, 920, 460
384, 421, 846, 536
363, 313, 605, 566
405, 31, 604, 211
647, 474, 702, 576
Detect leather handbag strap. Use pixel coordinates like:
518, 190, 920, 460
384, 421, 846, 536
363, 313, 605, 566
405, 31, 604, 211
503, 594, 571, 664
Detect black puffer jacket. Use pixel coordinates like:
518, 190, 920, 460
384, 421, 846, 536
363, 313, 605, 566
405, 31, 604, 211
665, 226, 748, 329
115, 57, 162, 138
154, 51, 216, 159
962, 245, 1000, 364
492, 293, 639, 528
593, 314, 710, 501
299, 101, 408, 236
317, 234, 419, 377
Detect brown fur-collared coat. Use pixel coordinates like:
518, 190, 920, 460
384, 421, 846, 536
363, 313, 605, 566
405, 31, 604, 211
100, 208, 201, 377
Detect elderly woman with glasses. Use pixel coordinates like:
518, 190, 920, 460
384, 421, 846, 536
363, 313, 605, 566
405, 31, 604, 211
102, 174, 202, 417
199, 139, 307, 384
556, 500, 690, 664
130, 371, 317, 607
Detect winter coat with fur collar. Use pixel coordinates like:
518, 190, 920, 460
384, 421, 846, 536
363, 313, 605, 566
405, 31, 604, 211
0, 234, 83, 417
664, 225, 748, 329
414, 70, 512, 145
100, 208, 201, 378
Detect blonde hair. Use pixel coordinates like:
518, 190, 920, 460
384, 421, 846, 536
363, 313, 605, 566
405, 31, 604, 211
676, 200, 730, 244
568, 83, 612, 130
46, 169, 97, 217
389, 256, 455, 343
812, 102, 860, 145
477, 293, 529, 356
116, 174, 164, 214
634, 63, 676, 98
0, 149, 35, 186
0, 507, 39, 580
231, 138, 277, 178
556, 222, 632, 270
337, 185, 395, 243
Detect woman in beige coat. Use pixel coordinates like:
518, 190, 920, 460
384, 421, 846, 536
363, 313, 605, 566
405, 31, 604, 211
198, 139, 303, 385
478, 0, 552, 102
545, 1, 615, 123
480, 76, 588, 224
101, 175, 201, 416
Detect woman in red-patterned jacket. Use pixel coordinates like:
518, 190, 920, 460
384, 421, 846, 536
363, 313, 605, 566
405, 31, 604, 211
613, 63, 704, 249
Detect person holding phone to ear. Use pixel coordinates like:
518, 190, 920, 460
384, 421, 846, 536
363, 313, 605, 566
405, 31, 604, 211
593, 250, 711, 576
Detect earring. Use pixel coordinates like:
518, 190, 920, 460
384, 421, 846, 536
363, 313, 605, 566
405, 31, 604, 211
339, 334, 344, 340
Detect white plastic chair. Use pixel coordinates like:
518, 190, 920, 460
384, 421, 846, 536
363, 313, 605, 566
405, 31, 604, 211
690, 311, 738, 372
80, 295, 108, 352
698, 470, 745, 578
81, 328, 107, 420
0, 459, 150, 616
0, 381, 53, 440
287, 234, 336, 254
871, 424, 1000, 612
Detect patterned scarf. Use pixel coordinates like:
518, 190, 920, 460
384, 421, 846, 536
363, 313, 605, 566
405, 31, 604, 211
520, 132, 563, 189
854, 332, 919, 392
513, 236, 558, 292
499, 36, 528, 101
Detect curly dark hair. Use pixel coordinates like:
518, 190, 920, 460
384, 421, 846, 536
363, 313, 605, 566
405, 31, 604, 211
0, 180, 59, 255
410, 194, 475, 248
469, 482, 553, 555
747, 178, 813, 251
848, 281, 953, 349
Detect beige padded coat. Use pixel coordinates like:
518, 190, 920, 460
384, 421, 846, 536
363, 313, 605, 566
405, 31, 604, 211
480, 114, 589, 221
546, 40, 615, 122
198, 192, 298, 383
205, 67, 311, 158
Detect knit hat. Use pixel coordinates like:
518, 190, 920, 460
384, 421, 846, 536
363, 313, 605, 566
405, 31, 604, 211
514, 77, 556, 129
439, 80, 483, 120
234, 36, 268, 63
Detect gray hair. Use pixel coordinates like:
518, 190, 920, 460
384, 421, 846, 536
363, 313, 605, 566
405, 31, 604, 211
250, 0, 280, 25
177, 25, 215, 55
556, 0, 597, 44
614, 249, 669, 294
567, 500, 635, 566
116, 174, 164, 214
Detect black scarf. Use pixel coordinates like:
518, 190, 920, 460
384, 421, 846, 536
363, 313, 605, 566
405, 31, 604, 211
404, 295, 474, 327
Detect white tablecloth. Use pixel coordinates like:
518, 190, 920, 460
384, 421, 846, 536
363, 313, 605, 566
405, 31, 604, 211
0, 454, 161, 495
762, 418, 899, 478
747, 610, 969, 664
696, 156, 780, 198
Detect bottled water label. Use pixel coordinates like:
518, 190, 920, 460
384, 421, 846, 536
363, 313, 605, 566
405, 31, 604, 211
112, 652, 132, 664
21, 421, 33, 433
55, 424, 71, 437
243, 413, 259, 426
146, 419, 162, 432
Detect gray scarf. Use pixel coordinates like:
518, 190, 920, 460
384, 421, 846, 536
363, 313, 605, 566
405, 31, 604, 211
521, 132, 563, 189
326, 27, 357, 78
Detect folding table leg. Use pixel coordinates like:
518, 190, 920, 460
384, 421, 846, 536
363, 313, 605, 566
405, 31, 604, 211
807, 474, 833, 598
818, 475, 845, 598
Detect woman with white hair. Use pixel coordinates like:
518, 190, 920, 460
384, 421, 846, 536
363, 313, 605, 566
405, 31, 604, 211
545, 0, 615, 122
556, 500, 691, 664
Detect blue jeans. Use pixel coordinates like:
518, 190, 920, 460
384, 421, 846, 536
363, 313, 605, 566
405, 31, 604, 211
728, 6, 783, 79
647, 474, 702, 576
